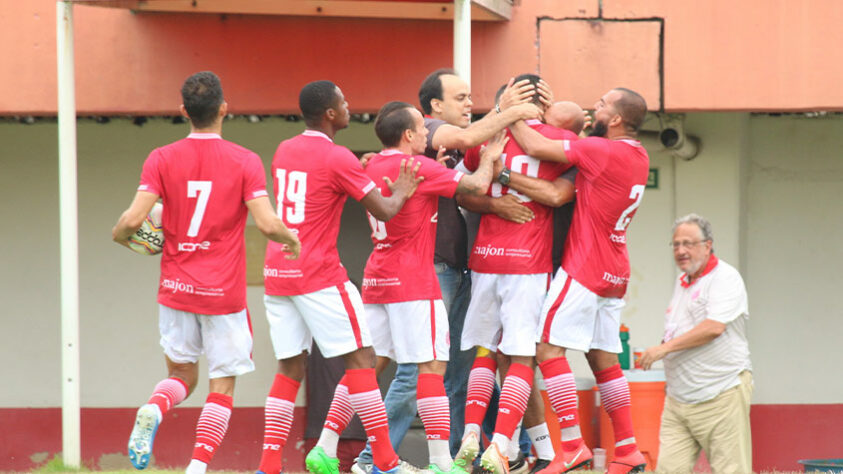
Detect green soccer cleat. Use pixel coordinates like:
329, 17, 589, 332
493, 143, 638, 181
305, 445, 340, 474
427, 462, 470, 474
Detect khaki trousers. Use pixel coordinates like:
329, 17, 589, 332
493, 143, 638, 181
656, 371, 753, 474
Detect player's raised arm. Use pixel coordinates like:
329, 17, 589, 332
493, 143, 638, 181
433, 102, 539, 151
510, 120, 570, 163
456, 192, 535, 224
246, 196, 300, 259
360, 158, 423, 221
112, 190, 159, 246
454, 131, 508, 195
493, 157, 577, 208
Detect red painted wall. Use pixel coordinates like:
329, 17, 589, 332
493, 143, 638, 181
3, 405, 842, 471
3, 1, 843, 115
0, 407, 307, 471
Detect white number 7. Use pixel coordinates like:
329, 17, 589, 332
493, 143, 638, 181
187, 180, 212, 237
614, 184, 645, 231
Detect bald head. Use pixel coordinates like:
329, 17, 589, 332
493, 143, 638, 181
545, 101, 585, 135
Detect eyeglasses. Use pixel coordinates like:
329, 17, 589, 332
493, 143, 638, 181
670, 240, 706, 250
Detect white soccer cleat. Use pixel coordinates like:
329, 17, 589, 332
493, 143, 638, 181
479, 443, 509, 474
455, 431, 481, 467
128, 404, 161, 470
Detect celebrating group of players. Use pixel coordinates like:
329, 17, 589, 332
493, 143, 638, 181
112, 68, 650, 474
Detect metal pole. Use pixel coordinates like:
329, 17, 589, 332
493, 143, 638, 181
453, 0, 471, 87
57, 1, 81, 468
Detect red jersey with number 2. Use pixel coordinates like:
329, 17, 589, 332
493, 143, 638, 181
561, 137, 650, 298
462, 120, 575, 274
362, 150, 463, 304
264, 130, 377, 296
138, 133, 269, 315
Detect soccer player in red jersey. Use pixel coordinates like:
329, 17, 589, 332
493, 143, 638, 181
112, 71, 301, 473
360, 101, 504, 474
452, 74, 580, 474
258, 81, 422, 474
508, 87, 651, 473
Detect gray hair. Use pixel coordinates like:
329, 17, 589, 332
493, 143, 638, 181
673, 213, 713, 242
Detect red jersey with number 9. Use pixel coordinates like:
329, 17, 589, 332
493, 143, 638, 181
561, 137, 650, 298
138, 133, 269, 315
264, 131, 377, 296
462, 120, 575, 274
361, 150, 463, 304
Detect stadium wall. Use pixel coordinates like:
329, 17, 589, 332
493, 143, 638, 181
1, 112, 841, 470
2, 1, 843, 115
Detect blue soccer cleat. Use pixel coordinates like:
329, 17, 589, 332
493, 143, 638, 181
128, 404, 161, 470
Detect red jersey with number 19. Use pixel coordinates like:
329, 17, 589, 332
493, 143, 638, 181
361, 151, 463, 304
462, 120, 575, 274
138, 133, 269, 315
264, 130, 376, 296
561, 137, 649, 298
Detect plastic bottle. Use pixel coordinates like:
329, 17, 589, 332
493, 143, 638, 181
619, 324, 631, 370
593, 448, 607, 471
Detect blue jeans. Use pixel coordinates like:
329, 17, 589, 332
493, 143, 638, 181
357, 264, 472, 463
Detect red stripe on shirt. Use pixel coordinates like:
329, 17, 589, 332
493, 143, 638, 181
542, 275, 573, 343
337, 284, 363, 348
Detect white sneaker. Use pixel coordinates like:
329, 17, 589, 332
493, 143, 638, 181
128, 404, 161, 470
352, 457, 374, 474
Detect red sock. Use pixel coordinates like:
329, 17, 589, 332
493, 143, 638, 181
493, 362, 534, 439
324, 375, 353, 434
191, 392, 232, 464
539, 357, 583, 451
147, 377, 188, 415
258, 374, 300, 474
346, 368, 398, 471
417, 373, 449, 441
465, 356, 497, 426
595, 364, 637, 456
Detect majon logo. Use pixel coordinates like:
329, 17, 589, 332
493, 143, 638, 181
474, 244, 504, 258
162, 278, 195, 294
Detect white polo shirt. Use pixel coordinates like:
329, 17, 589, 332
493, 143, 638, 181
662, 255, 751, 404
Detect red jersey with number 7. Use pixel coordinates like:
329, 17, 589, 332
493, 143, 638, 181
138, 133, 269, 315
560, 137, 649, 298
361, 150, 463, 304
264, 130, 377, 296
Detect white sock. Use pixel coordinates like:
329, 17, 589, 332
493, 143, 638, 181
560, 425, 582, 442
616, 436, 636, 448
316, 429, 340, 458
185, 459, 207, 474
464, 423, 481, 438
507, 427, 521, 460
491, 433, 510, 455
429, 439, 453, 470
526, 423, 554, 460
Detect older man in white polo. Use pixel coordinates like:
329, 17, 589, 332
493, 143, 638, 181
640, 214, 752, 474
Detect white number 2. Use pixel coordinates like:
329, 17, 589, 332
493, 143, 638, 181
275, 169, 307, 224
186, 180, 212, 237
614, 184, 645, 231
